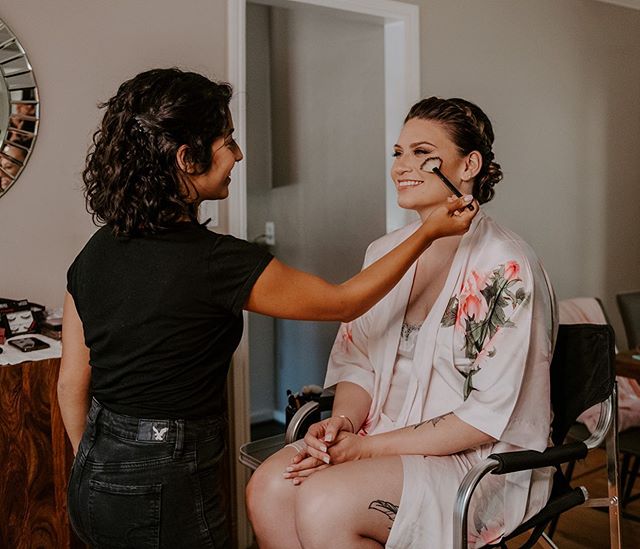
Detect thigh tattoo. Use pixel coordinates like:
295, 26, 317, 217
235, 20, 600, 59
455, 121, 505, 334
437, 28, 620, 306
368, 499, 399, 530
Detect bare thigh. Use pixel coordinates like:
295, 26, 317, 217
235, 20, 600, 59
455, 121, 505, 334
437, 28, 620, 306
246, 445, 302, 549
295, 456, 404, 549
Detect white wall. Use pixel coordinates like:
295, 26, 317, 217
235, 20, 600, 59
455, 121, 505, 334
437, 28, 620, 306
246, 3, 387, 419
398, 0, 640, 342
0, 0, 227, 309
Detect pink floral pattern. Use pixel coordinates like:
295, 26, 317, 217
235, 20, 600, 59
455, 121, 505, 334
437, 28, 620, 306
339, 323, 354, 354
504, 260, 520, 281
455, 271, 489, 330
441, 262, 530, 399
467, 519, 505, 547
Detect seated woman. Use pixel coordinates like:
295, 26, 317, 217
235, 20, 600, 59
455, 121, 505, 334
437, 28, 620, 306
246, 97, 557, 548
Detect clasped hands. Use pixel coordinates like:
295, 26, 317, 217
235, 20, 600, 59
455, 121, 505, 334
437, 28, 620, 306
283, 416, 370, 485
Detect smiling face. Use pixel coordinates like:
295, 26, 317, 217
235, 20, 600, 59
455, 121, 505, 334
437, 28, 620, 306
182, 111, 243, 202
201, 126, 243, 200
392, 118, 479, 218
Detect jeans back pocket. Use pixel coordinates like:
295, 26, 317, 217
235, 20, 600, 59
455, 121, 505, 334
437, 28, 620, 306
88, 479, 162, 549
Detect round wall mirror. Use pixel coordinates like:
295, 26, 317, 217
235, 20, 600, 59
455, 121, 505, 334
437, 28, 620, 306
0, 18, 39, 197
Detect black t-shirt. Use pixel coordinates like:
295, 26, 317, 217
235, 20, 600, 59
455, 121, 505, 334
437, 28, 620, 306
67, 223, 273, 419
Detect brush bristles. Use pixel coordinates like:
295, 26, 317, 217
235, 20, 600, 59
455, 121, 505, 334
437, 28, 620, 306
420, 156, 442, 173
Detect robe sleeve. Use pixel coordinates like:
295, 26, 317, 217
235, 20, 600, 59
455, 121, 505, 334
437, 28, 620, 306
324, 242, 380, 396
453, 260, 539, 442
323, 314, 375, 397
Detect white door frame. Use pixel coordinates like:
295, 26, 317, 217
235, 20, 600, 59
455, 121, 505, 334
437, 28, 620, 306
223, 0, 420, 545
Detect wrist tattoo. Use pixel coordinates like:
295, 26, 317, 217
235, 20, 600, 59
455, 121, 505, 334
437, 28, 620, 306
412, 412, 453, 430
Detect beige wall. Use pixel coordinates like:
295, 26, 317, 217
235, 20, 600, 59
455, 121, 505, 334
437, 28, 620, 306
401, 0, 640, 342
245, 3, 386, 418
1, 0, 639, 345
0, 0, 227, 309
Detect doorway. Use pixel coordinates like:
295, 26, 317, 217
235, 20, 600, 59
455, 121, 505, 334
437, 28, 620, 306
246, 0, 390, 429
225, 1, 420, 545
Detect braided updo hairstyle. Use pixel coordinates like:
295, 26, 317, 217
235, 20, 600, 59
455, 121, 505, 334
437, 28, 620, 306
83, 68, 233, 236
405, 97, 503, 204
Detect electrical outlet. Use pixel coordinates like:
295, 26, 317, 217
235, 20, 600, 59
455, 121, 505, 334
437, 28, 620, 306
265, 221, 275, 246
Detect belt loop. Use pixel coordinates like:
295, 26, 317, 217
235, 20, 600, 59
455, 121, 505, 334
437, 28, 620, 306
173, 420, 184, 459
86, 398, 104, 442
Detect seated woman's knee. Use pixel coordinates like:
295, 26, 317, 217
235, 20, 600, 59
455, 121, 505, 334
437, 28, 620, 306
294, 473, 346, 542
246, 461, 286, 521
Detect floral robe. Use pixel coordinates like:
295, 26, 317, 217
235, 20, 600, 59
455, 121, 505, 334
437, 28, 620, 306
324, 210, 557, 548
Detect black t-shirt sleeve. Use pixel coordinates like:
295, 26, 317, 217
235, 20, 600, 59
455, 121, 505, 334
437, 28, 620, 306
209, 235, 274, 316
66, 255, 79, 296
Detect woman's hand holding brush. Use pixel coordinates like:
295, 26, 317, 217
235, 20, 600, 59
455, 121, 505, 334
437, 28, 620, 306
421, 156, 475, 211
423, 194, 478, 240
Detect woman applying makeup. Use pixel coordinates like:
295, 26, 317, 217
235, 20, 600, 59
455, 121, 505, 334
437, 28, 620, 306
247, 97, 557, 548
57, 70, 476, 548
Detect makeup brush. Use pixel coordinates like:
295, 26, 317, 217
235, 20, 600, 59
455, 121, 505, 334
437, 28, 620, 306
420, 156, 474, 211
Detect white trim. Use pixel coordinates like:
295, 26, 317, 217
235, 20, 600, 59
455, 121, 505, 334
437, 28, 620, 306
226, 1, 420, 544
226, 4, 253, 548
228, 2, 248, 240
594, 0, 640, 10
250, 0, 418, 19
384, 18, 420, 231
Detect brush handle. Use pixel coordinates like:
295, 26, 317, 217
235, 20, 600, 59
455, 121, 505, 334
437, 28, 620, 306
432, 167, 474, 211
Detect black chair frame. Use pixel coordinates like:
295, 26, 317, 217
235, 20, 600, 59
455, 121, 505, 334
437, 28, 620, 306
283, 324, 621, 549
453, 323, 621, 549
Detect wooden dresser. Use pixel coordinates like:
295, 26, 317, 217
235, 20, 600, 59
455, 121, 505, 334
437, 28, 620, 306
0, 358, 85, 548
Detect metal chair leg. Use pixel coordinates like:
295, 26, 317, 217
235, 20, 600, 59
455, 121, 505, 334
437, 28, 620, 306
605, 385, 622, 549
540, 531, 560, 549
453, 458, 500, 549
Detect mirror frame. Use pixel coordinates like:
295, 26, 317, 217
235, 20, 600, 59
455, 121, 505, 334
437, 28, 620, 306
0, 18, 40, 197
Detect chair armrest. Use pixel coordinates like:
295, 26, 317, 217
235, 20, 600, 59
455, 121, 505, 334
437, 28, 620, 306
487, 442, 588, 475
284, 389, 336, 443
453, 442, 588, 548
285, 401, 320, 444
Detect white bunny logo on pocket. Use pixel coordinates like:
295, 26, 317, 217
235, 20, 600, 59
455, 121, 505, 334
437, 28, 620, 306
152, 425, 169, 441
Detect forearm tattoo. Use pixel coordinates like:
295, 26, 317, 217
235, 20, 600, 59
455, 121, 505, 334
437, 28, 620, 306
412, 412, 453, 430
368, 499, 398, 529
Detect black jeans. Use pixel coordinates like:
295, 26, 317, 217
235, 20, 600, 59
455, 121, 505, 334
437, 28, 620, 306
68, 398, 231, 549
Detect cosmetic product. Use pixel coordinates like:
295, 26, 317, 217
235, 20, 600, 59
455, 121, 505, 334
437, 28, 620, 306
420, 156, 474, 211
8, 336, 50, 352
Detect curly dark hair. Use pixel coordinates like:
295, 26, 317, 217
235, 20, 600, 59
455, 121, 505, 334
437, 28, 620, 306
83, 68, 233, 236
405, 97, 503, 204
